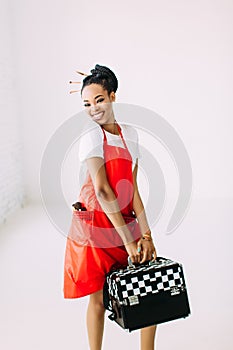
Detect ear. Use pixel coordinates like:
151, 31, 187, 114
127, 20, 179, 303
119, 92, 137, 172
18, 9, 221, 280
110, 92, 116, 102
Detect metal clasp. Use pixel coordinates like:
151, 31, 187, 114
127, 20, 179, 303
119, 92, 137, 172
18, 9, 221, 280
127, 256, 136, 269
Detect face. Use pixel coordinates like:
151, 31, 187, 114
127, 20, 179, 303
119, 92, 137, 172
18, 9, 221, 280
81, 84, 116, 125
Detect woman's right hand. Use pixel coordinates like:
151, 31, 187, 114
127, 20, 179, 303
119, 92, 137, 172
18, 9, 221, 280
124, 241, 141, 264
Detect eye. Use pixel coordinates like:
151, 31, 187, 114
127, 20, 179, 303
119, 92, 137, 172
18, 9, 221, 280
84, 103, 90, 107
97, 98, 104, 103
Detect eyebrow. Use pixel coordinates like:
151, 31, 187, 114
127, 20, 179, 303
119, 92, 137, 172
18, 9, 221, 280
83, 94, 104, 102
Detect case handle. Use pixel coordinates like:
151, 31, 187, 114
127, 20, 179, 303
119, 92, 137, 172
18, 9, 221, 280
127, 256, 136, 269
127, 254, 159, 269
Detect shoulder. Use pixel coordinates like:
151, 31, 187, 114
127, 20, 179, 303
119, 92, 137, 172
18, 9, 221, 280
78, 125, 104, 161
80, 125, 103, 144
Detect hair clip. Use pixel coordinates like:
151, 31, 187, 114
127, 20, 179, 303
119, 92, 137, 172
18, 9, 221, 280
69, 69, 88, 94
69, 80, 82, 94
69, 81, 81, 84
69, 90, 81, 94
76, 70, 89, 77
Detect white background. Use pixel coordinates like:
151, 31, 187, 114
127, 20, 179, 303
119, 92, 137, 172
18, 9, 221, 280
0, 0, 233, 349
10, 0, 233, 201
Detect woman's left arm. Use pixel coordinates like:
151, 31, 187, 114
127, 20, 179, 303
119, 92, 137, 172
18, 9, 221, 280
132, 158, 157, 263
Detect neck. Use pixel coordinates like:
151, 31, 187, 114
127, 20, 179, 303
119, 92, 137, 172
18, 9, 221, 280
102, 120, 119, 135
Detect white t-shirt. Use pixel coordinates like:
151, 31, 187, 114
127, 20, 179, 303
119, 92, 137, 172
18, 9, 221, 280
78, 123, 141, 170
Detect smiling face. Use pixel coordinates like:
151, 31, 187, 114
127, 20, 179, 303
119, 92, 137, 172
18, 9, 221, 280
81, 83, 116, 126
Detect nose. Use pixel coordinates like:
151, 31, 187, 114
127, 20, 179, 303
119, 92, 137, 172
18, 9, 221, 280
90, 104, 100, 114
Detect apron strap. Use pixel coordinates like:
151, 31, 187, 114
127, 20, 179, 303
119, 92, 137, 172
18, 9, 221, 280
101, 123, 129, 151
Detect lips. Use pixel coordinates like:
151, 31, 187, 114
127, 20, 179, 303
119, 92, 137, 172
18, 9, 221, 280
91, 111, 104, 120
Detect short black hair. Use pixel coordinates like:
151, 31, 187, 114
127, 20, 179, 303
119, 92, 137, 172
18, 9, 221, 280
81, 64, 118, 96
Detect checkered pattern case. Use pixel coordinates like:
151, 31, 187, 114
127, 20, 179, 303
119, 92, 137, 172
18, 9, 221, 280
103, 257, 191, 332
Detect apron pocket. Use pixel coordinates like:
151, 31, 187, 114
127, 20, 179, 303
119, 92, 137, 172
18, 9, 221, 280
68, 211, 141, 247
68, 210, 94, 245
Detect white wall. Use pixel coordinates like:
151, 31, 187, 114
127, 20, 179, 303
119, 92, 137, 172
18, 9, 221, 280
10, 0, 233, 204
1, 2, 232, 349
0, 0, 26, 225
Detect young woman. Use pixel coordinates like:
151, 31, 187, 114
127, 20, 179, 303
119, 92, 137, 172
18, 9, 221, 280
64, 64, 158, 350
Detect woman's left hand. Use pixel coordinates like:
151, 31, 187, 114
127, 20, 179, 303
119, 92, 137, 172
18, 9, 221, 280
137, 237, 157, 264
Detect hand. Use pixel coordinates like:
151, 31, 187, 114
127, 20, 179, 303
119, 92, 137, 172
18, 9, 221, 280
124, 241, 141, 264
137, 238, 157, 264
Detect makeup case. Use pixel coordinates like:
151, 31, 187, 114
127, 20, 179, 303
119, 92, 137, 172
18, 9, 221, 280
103, 256, 191, 332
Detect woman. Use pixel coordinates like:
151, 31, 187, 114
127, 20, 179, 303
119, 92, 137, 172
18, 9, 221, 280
64, 64, 158, 350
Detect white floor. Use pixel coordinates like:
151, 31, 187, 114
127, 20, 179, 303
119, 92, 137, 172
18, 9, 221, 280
0, 198, 232, 350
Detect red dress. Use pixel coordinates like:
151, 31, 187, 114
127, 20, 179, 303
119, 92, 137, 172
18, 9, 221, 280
63, 123, 141, 298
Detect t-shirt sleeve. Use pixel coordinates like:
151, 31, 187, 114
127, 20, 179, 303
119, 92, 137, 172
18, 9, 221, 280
126, 125, 142, 161
78, 127, 104, 162
134, 127, 141, 160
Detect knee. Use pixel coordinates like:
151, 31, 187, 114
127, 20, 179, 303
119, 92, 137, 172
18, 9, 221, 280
89, 290, 106, 312
90, 300, 105, 313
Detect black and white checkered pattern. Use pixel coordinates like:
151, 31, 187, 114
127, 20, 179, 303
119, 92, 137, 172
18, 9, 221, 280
107, 259, 184, 303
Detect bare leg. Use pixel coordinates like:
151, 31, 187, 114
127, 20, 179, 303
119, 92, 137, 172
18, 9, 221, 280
86, 289, 106, 350
140, 325, 157, 350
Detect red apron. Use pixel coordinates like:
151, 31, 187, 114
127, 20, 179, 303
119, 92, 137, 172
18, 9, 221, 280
63, 123, 141, 298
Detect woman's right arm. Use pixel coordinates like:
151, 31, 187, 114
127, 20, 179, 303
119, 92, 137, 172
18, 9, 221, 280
86, 156, 140, 263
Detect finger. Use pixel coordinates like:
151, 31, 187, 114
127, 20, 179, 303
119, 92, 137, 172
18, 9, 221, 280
140, 250, 149, 264
149, 248, 156, 259
135, 252, 141, 263
130, 253, 140, 264
151, 250, 157, 261
130, 255, 136, 264
137, 240, 142, 254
